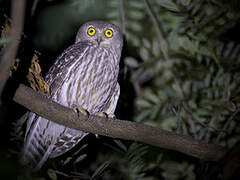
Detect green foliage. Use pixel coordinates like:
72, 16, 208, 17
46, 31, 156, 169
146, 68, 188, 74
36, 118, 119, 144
107, 0, 146, 46
105, 0, 240, 178
103, 141, 151, 180
125, 0, 240, 143
160, 160, 195, 180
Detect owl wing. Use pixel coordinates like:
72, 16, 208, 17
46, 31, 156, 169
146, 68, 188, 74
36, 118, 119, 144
45, 42, 90, 94
104, 83, 120, 114
21, 42, 90, 170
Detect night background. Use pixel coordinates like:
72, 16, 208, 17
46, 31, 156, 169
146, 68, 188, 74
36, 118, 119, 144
0, 0, 240, 179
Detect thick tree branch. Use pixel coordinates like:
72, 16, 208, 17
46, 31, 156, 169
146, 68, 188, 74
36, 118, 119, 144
13, 84, 227, 161
0, 0, 26, 96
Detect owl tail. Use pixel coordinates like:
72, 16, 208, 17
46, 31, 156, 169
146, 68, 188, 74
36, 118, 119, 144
20, 115, 55, 171
20, 141, 55, 171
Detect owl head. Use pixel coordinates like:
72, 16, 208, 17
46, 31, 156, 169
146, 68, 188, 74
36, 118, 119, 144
75, 21, 123, 52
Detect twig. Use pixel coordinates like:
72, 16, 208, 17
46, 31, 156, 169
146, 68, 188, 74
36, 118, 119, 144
172, 105, 182, 134
54, 170, 84, 179
119, 0, 126, 35
197, 121, 227, 134
174, 78, 198, 138
143, 0, 168, 59
0, 0, 26, 96
13, 84, 227, 161
31, 0, 39, 16
54, 170, 70, 177
203, 142, 240, 180
216, 108, 240, 143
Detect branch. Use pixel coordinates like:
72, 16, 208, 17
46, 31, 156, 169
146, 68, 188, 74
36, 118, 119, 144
13, 84, 227, 161
119, 0, 126, 35
143, 0, 169, 59
0, 0, 26, 96
203, 142, 240, 180
216, 108, 240, 143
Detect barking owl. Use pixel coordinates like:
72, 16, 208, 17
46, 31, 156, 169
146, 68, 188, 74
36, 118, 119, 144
21, 21, 123, 170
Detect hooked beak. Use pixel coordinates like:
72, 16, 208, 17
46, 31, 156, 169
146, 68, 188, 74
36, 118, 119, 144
95, 35, 103, 46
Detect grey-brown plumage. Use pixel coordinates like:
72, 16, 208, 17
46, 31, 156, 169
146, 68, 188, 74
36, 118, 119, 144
21, 21, 123, 170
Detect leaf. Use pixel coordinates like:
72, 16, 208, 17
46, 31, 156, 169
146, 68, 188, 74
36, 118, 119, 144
62, 157, 72, 165
142, 38, 151, 49
183, 81, 191, 94
223, 41, 234, 57
231, 44, 240, 59
156, 0, 179, 12
150, 105, 160, 120
71, 172, 91, 179
204, 74, 211, 87
160, 40, 169, 56
144, 89, 160, 104
136, 99, 152, 108
73, 144, 88, 156
128, 0, 144, 9
196, 108, 210, 116
128, 21, 142, 32
106, 11, 118, 18
91, 161, 110, 179
135, 109, 152, 122
124, 57, 139, 68
113, 140, 127, 152
128, 10, 145, 20
139, 47, 150, 61
157, 90, 168, 100
74, 154, 87, 164
107, 0, 119, 7
127, 32, 141, 46
161, 116, 177, 130
47, 169, 57, 180
188, 100, 197, 109
228, 102, 236, 112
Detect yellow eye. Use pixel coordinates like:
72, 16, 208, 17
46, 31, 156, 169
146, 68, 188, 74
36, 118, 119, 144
87, 27, 96, 36
105, 29, 113, 38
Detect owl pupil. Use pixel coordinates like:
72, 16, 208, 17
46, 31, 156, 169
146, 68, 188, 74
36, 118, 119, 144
90, 30, 93, 33
107, 32, 110, 35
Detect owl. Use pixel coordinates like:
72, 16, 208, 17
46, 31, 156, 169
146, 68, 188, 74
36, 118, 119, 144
21, 21, 123, 170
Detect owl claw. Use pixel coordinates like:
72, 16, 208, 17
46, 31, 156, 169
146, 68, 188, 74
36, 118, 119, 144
108, 114, 116, 119
95, 111, 108, 118
95, 112, 116, 120
75, 107, 90, 118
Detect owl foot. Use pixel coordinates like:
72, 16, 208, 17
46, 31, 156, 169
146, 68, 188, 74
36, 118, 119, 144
75, 106, 90, 118
95, 112, 116, 120
95, 112, 108, 118
108, 114, 116, 119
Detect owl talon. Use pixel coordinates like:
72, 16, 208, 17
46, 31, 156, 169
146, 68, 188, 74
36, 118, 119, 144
95, 112, 116, 120
108, 114, 116, 119
95, 112, 108, 118
75, 107, 90, 118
